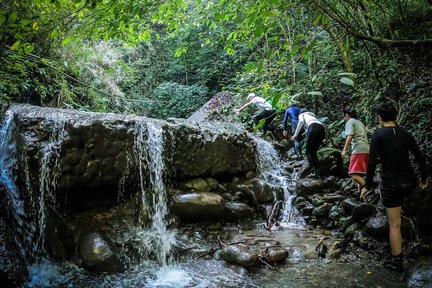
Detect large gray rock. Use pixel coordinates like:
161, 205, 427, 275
170, 192, 224, 221
2, 104, 257, 213
223, 202, 254, 221
219, 244, 259, 268
295, 178, 325, 197
264, 247, 289, 263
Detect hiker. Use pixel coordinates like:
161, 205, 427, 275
283, 101, 302, 158
234, 93, 276, 135
361, 103, 428, 272
291, 109, 325, 178
341, 107, 369, 193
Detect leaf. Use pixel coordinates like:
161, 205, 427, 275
340, 77, 354, 86
10, 41, 20, 50
0, 15, 6, 25
307, 91, 323, 96
7, 13, 17, 24
338, 72, 356, 77
23, 44, 35, 54
254, 119, 266, 131
61, 37, 71, 46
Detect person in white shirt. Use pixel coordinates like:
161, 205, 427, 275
291, 108, 325, 177
234, 93, 276, 135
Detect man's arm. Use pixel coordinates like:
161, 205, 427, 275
342, 135, 353, 159
234, 100, 253, 112
291, 114, 304, 140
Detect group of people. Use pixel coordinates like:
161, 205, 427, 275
235, 93, 429, 272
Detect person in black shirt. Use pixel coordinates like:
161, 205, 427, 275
361, 103, 428, 272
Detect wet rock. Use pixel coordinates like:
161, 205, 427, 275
365, 215, 416, 240
264, 247, 289, 263
0, 217, 27, 287
323, 176, 340, 190
244, 171, 256, 180
6, 104, 257, 214
329, 205, 344, 220
407, 260, 432, 287
294, 196, 306, 206
351, 203, 376, 222
219, 244, 259, 268
179, 178, 211, 192
338, 216, 354, 231
341, 198, 360, 214
316, 147, 344, 177
300, 202, 314, 215
204, 177, 219, 190
344, 223, 363, 238
245, 179, 274, 203
78, 232, 124, 273
295, 178, 325, 197
171, 192, 224, 221
312, 203, 332, 219
223, 202, 254, 221
322, 194, 346, 203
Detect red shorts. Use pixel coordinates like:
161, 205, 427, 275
348, 153, 369, 175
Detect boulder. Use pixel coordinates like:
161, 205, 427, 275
365, 215, 416, 240
295, 178, 325, 197
312, 203, 332, 219
223, 202, 254, 221
219, 244, 259, 268
171, 192, 224, 221
341, 198, 360, 214
344, 223, 363, 238
178, 178, 211, 192
78, 232, 124, 273
204, 177, 219, 190
245, 179, 274, 203
264, 247, 289, 263
351, 203, 376, 222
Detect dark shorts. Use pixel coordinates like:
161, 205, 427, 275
380, 181, 416, 208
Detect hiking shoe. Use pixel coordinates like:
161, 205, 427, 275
383, 254, 404, 272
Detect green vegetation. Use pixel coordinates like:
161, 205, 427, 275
1, 0, 432, 164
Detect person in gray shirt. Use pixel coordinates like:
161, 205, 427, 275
341, 108, 369, 193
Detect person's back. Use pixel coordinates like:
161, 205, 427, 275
285, 106, 301, 126
345, 118, 369, 154
371, 126, 425, 184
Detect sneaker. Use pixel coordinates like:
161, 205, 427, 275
383, 254, 404, 272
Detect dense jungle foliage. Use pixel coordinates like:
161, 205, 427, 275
1, 0, 432, 166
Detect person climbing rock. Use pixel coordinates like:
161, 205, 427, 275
283, 101, 302, 158
341, 107, 369, 194
291, 108, 325, 178
361, 103, 428, 272
234, 93, 276, 135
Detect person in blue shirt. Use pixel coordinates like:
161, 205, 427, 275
283, 101, 302, 157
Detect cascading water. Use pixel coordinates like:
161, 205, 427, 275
252, 135, 305, 228
133, 120, 175, 266
34, 122, 68, 257
0, 110, 68, 261
0, 111, 27, 257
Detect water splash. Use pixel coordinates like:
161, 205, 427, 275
252, 135, 305, 228
134, 120, 175, 266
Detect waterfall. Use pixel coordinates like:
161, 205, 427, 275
0, 111, 27, 257
34, 122, 68, 257
252, 136, 305, 228
134, 120, 175, 266
0, 110, 68, 260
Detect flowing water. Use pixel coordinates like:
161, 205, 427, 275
0, 115, 413, 287
252, 136, 305, 229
